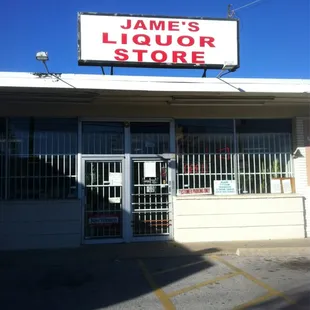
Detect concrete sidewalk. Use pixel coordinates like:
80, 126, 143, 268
84, 238, 310, 258
1, 239, 309, 260
178, 239, 310, 257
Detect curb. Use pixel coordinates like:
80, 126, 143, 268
236, 247, 310, 256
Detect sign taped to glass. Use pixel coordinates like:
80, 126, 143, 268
88, 214, 119, 226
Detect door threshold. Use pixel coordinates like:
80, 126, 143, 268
83, 238, 125, 245
131, 236, 171, 242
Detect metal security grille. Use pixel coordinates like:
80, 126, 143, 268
237, 133, 293, 194
177, 133, 293, 195
7, 119, 77, 200
84, 161, 123, 239
132, 160, 171, 236
8, 154, 77, 200
177, 134, 234, 193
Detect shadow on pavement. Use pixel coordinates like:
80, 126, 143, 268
0, 151, 223, 309
0, 243, 220, 310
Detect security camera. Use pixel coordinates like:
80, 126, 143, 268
36, 51, 49, 62
293, 149, 302, 159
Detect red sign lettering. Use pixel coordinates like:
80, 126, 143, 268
133, 20, 147, 30
132, 49, 148, 62
151, 50, 168, 63
102, 33, 116, 44
179, 188, 212, 195
101, 18, 217, 65
155, 35, 172, 46
119, 19, 200, 32
172, 51, 187, 63
168, 21, 180, 31
200, 36, 215, 48
177, 36, 195, 47
188, 21, 200, 32
150, 20, 165, 30
192, 52, 205, 64
114, 49, 129, 61
184, 163, 209, 174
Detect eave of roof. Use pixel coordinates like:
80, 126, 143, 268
0, 71, 309, 95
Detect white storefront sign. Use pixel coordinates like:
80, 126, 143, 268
214, 180, 237, 195
78, 13, 239, 69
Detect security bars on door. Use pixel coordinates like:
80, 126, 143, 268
177, 133, 293, 195
132, 160, 171, 236
84, 161, 123, 239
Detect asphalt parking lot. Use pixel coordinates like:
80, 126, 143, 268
0, 249, 309, 310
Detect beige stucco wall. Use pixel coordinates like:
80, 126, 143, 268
173, 195, 306, 243
0, 200, 81, 250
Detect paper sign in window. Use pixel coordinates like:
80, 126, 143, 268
271, 179, 282, 194
144, 162, 157, 178
282, 179, 292, 194
109, 173, 122, 186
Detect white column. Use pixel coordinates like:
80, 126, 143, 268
294, 117, 309, 237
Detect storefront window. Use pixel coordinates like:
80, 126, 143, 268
236, 119, 293, 194
176, 120, 235, 195
131, 122, 170, 154
5, 118, 78, 200
82, 122, 124, 154
176, 119, 293, 195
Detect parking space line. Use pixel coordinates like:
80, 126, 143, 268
233, 292, 276, 310
210, 255, 296, 305
167, 272, 239, 298
153, 259, 206, 275
138, 259, 176, 310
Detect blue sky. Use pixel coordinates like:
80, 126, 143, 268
0, 0, 309, 78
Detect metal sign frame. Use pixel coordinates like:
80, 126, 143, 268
77, 12, 240, 70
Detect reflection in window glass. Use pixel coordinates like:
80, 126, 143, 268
176, 119, 294, 195
0, 118, 6, 199
236, 119, 293, 194
176, 120, 234, 195
130, 122, 170, 154
8, 118, 78, 200
236, 119, 292, 133
82, 122, 124, 154
176, 119, 234, 134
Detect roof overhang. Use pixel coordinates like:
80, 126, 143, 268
0, 72, 309, 106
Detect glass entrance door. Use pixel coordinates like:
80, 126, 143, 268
131, 159, 172, 239
83, 159, 124, 240
80, 120, 174, 243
